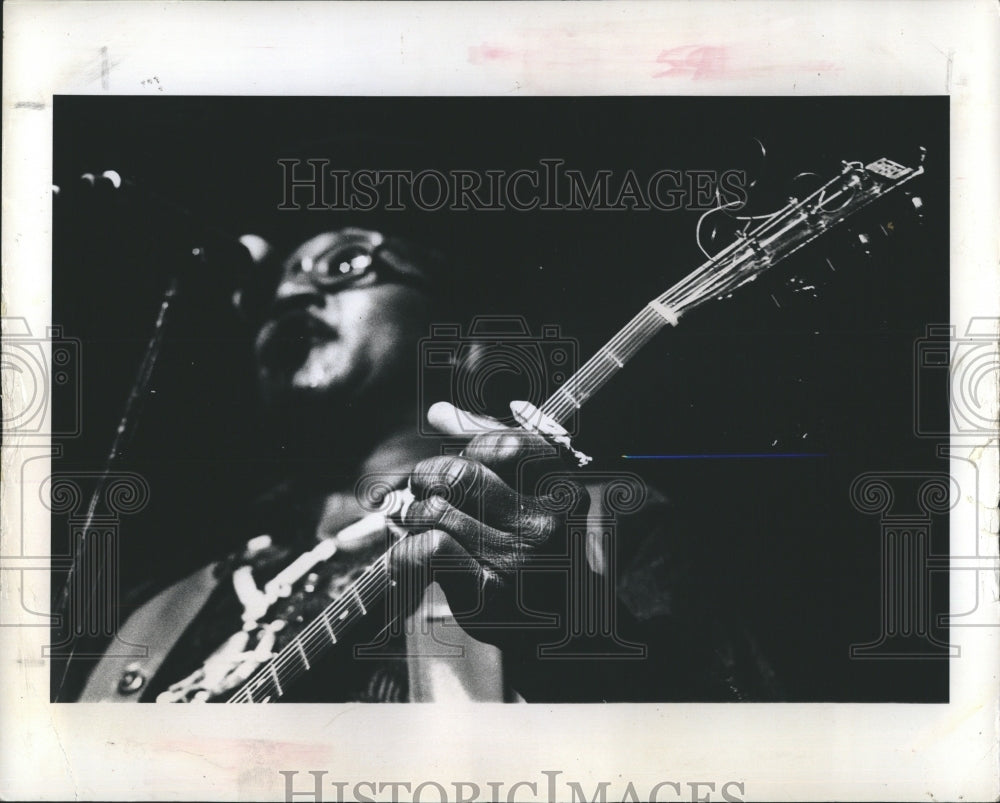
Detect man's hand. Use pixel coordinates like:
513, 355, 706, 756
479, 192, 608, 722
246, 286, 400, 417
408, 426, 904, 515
391, 402, 589, 650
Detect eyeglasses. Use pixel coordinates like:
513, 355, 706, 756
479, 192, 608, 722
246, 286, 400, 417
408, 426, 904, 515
233, 230, 440, 323
286, 238, 430, 294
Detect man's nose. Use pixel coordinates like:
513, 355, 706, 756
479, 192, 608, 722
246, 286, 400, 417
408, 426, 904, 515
264, 272, 333, 320
272, 272, 326, 303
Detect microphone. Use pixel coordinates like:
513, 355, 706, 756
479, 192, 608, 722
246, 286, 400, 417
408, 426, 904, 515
53, 170, 255, 287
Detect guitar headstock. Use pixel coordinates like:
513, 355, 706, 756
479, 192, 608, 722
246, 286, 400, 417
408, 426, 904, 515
768, 151, 930, 308
656, 148, 928, 317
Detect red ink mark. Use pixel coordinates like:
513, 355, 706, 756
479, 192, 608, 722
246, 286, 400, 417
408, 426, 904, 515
468, 43, 515, 64
653, 45, 729, 80
654, 44, 839, 81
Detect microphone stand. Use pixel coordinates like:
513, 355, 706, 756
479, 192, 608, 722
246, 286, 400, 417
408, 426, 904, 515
50, 173, 248, 701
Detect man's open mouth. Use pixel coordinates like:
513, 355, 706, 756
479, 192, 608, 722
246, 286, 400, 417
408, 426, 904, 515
256, 311, 338, 372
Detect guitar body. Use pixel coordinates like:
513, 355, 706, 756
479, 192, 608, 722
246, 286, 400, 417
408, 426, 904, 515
79, 537, 505, 703
77, 564, 219, 702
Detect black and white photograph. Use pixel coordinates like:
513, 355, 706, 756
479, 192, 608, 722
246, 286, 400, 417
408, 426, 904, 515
2, 3, 998, 801
49, 95, 952, 708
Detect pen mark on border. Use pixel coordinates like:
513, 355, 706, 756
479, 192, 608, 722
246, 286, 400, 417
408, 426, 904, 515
101, 46, 110, 90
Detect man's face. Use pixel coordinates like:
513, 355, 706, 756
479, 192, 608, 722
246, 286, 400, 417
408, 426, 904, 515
253, 228, 433, 412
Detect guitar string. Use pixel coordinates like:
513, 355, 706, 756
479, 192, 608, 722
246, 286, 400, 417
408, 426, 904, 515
532, 180, 834, 423
233, 493, 521, 702
230, 169, 868, 701
237, 571, 407, 704
239, 278, 723, 700
233, 273, 809, 697
655, 168, 857, 313
661, 176, 861, 315
646, 194, 798, 299
542, 188, 830, 424
647, 174, 843, 304
543, 220, 777, 422
252, 172, 911, 702
274, 536, 476, 684
229, 548, 401, 701
236, 498, 581, 701
543, 262, 743, 422
547, 171, 866, 424
229, 560, 388, 701
265, 542, 493, 698
251, 238, 772, 699
541, 318, 662, 422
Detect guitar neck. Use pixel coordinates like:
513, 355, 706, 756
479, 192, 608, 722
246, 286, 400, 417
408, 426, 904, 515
227, 552, 394, 703
540, 304, 675, 425
226, 153, 926, 703
227, 306, 674, 704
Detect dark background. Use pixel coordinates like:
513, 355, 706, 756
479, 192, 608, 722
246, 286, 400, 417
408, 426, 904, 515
52, 96, 950, 702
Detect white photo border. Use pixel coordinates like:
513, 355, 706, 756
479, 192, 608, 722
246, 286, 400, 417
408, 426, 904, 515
2, 2, 998, 801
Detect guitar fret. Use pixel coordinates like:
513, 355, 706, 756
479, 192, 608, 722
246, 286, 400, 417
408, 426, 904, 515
541, 312, 669, 424
295, 638, 310, 670
560, 388, 582, 409
247, 675, 267, 703
269, 663, 283, 697
320, 610, 337, 643
353, 588, 367, 615
602, 348, 624, 368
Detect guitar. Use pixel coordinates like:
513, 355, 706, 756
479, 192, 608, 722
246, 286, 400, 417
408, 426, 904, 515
155, 151, 928, 703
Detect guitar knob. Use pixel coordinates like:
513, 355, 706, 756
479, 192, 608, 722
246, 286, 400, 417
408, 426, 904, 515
118, 663, 148, 695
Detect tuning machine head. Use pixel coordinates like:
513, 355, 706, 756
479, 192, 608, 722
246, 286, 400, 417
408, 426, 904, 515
855, 231, 875, 257
905, 191, 926, 224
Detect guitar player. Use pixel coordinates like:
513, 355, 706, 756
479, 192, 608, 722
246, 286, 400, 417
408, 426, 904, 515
73, 225, 778, 704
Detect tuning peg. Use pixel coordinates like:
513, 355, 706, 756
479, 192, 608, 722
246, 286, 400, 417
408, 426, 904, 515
907, 192, 926, 225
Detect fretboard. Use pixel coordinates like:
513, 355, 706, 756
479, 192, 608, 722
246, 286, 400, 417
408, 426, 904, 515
226, 551, 395, 703
540, 304, 672, 425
